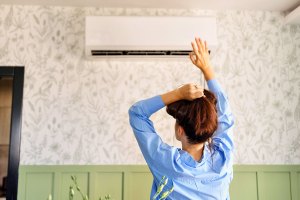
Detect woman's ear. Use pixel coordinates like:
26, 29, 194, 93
177, 125, 185, 139
178, 125, 183, 136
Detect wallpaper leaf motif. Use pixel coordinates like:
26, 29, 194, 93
4, 7, 13, 30
0, 5, 299, 164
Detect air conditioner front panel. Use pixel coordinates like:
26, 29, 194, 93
86, 16, 217, 57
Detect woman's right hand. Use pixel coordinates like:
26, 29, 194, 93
161, 83, 205, 105
189, 37, 215, 81
176, 83, 205, 101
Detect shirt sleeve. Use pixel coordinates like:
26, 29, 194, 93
128, 95, 174, 166
207, 79, 235, 152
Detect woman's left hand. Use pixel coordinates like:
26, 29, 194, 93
176, 83, 205, 101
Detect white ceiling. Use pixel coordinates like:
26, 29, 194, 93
0, 0, 299, 11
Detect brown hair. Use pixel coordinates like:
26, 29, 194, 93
166, 89, 218, 144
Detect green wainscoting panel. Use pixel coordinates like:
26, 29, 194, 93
229, 172, 258, 200
18, 165, 300, 200
61, 172, 89, 200
128, 172, 153, 200
260, 172, 291, 200
25, 172, 54, 200
94, 172, 123, 199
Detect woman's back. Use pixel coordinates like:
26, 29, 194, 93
129, 79, 234, 200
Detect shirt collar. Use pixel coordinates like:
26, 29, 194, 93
178, 143, 210, 167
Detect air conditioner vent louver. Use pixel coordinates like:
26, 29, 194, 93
91, 50, 192, 56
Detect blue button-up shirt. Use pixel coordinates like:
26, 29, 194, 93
128, 79, 234, 200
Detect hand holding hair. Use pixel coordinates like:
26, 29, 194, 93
176, 83, 205, 101
161, 83, 205, 105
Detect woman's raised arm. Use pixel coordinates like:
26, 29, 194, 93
189, 37, 235, 151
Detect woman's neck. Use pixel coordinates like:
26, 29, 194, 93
182, 142, 204, 162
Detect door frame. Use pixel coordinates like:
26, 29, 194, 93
0, 66, 24, 200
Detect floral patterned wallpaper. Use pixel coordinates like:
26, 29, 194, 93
0, 5, 299, 164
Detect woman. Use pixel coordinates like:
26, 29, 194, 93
128, 37, 234, 200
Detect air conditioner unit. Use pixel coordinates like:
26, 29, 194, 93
85, 16, 218, 58
285, 5, 300, 25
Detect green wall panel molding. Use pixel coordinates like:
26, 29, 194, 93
25, 173, 54, 200
94, 172, 123, 200
260, 172, 291, 200
18, 165, 300, 200
229, 172, 258, 200
61, 172, 89, 200
128, 172, 153, 200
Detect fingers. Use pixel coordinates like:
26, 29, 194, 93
191, 84, 205, 99
191, 41, 201, 58
194, 85, 204, 94
194, 89, 205, 99
191, 37, 208, 62
190, 90, 204, 100
204, 41, 208, 52
199, 38, 205, 50
189, 52, 196, 64
194, 37, 208, 53
181, 83, 205, 100
195, 37, 204, 52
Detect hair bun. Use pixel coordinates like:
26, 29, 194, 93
166, 89, 218, 144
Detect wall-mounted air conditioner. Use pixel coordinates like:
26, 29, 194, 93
85, 16, 218, 58
285, 5, 300, 25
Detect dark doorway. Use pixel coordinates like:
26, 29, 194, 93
0, 67, 24, 200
